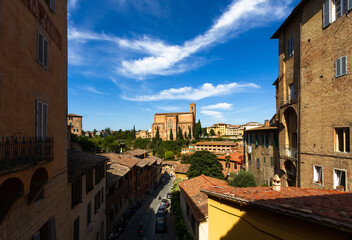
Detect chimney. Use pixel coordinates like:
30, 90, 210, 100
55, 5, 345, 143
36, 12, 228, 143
272, 174, 281, 191
264, 120, 270, 127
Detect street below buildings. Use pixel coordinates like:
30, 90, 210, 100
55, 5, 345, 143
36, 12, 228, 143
119, 175, 177, 240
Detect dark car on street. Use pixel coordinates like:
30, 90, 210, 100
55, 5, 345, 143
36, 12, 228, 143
161, 199, 170, 208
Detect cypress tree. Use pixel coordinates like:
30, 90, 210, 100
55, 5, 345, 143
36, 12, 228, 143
169, 129, 173, 140
155, 126, 160, 140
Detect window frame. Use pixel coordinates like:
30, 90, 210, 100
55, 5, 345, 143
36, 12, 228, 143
333, 168, 347, 191
313, 165, 324, 186
256, 158, 260, 169
286, 35, 294, 59
35, 101, 48, 138
71, 178, 82, 208
86, 171, 94, 194
335, 56, 347, 78
87, 202, 91, 225
334, 127, 350, 153
36, 31, 49, 68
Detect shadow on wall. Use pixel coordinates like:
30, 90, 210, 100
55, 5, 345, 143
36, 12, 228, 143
214, 193, 352, 240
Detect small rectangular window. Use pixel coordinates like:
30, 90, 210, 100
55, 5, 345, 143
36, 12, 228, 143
289, 84, 295, 101
313, 165, 323, 185
87, 202, 91, 225
248, 154, 252, 166
323, 0, 331, 27
37, 31, 48, 68
101, 187, 104, 203
270, 157, 274, 167
71, 178, 82, 208
335, 56, 347, 77
86, 171, 93, 193
255, 134, 259, 146
287, 36, 294, 58
94, 191, 101, 214
256, 158, 260, 169
335, 128, 350, 153
73, 217, 79, 240
333, 169, 346, 190
36, 101, 48, 138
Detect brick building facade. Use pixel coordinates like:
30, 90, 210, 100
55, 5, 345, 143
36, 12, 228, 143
151, 104, 196, 140
272, 0, 352, 190
0, 0, 69, 239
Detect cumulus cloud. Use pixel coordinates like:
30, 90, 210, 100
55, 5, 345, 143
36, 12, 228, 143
68, 0, 292, 78
83, 86, 107, 95
200, 110, 225, 120
123, 82, 260, 101
202, 103, 233, 110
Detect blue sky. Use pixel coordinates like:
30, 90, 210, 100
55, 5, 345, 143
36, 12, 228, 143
68, 0, 300, 131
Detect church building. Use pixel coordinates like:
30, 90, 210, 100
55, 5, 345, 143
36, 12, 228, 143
151, 104, 196, 140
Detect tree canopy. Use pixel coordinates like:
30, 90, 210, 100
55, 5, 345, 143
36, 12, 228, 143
187, 151, 224, 180
228, 170, 257, 188
169, 129, 173, 140
164, 151, 174, 160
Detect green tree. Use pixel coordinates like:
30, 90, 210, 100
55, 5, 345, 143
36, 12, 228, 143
178, 127, 183, 140
187, 151, 224, 179
188, 127, 192, 139
132, 125, 136, 139
104, 127, 111, 135
229, 170, 257, 188
93, 129, 97, 136
155, 126, 160, 140
164, 151, 174, 160
210, 129, 215, 136
169, 129, 173, 140
202, 128, 208, 136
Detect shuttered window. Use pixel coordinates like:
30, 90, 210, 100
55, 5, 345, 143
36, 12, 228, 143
323, 0, 331, 27
335, 56, 347, 77
349, 0, 352, 10
37, 31, 49, 68
36, 101, 48, 138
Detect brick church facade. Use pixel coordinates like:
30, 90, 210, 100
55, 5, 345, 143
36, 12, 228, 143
151, 104, 196, 140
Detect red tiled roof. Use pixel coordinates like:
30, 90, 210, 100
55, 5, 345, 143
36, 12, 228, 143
162, 160, 180, 166
179, 175, 228, 222
196, 141, 236, 146
174, 164, 190, 174
99, 153, 138, 168
202, 186, 352, 232
217, 153, 243, 162
106, 162, 130, 188
124, 149, 146, 156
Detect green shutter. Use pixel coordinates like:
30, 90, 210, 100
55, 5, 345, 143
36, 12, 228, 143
270, 157, 274, 166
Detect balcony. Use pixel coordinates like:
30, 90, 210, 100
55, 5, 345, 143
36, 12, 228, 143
0, 136, 53, 173
280, 147, 297, 159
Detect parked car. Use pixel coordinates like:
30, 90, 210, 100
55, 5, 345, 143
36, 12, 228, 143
155, 221, 165, 233
161, 199, 170, 208
167, 193, 171, 199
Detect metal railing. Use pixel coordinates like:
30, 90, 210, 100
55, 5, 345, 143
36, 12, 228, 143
280, 147, 297, 159
0, 136, 53, 171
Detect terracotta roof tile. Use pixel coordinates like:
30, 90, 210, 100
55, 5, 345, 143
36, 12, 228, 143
124, 149, 146, 157
202, 186, 352, 232
99, 152, 138, 168
179, 175, 228, 221
106, 162, 130, 188
68, 151, 107, 181
217, 152, 243, 162
174, 164, 190, 174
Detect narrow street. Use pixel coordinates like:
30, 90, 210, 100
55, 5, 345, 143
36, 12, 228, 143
119, 175, 177, 240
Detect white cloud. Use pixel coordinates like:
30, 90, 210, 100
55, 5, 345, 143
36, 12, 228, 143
83, 86, 107, 95
157, 106, 182, 112
200, 110, 225, 120
68, 0, 292, 79
202, 103, 233, 110
123, 82, 260, 101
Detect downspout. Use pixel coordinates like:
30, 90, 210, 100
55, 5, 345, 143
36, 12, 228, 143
297, 10, 302, 188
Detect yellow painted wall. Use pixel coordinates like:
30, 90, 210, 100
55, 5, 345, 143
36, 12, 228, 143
175, 172, 187, 180
208, 197, 349, 240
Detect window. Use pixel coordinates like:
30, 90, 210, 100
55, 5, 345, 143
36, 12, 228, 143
333, 169, 346, 190
71, 178, 82, 208
94, 191, 101, 214
86, 171, 93, 193
101, 187, 104, 203
323, 0, 351, 28
32, 216, 56, 240
45, 0, 56, 13
264, 157, 266, 164
256, 158, 260, 169
335, 0, 348, 18
313, 165, 323, 185
323, 0, 332, 27
35, 101, 48, 138
289, 84, 295, 101
274, 133, 278, 148
335, 128, 350, 153
335, 56, 347, 77
87, 202, 91, 225
95, 164, 105, 184
287, 35, 294, 58
265, 134, 269, 148
73, 217, 79, 240
261, 134, 265, 146
37, 31, 48, 68
248, 154, 252, 166
255, 134, 259, 146
225, 162, 230, 168
74, 129, 78, 132
270, 157, 274, 167
69, 117, 73, 120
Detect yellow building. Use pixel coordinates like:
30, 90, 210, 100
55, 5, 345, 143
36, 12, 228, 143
68, 114, 83, 136
207, 123, 228, 136
0, 0, 70, 239
174, 164, 190, 179
203, 184, 352, 240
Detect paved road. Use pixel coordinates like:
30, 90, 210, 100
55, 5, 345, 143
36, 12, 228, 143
119, 175, 177, 240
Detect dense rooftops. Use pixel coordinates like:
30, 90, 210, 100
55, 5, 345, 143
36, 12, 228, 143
68, 150, 107, 181
202, 186, 352, 232
179, 175, 228, 221
174, 163, 190, 174
195, 141, 236, 146
99, 152, 139, 168
217, 153, 243, 162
